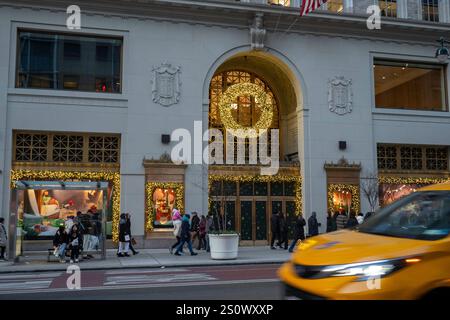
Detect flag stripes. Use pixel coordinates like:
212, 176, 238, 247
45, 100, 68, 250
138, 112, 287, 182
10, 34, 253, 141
300, 0, 328, 16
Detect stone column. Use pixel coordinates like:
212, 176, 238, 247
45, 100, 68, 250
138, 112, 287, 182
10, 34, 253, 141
439, 0, 450, 23
344, 0, 354, 13
397, 0, 409, 18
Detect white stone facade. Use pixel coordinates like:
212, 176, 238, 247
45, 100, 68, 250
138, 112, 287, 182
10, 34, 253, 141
1, 0, 450, 240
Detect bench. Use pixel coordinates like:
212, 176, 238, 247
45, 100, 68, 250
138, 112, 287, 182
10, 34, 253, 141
47, 248, 83, 262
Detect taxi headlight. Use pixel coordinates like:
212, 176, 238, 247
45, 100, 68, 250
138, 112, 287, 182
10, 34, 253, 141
320, 259, 407, 281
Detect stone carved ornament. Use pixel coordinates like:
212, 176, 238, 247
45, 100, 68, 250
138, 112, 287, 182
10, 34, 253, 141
250, 13, 266, 51
328, 76, 353, 115
151, 63, 181, 107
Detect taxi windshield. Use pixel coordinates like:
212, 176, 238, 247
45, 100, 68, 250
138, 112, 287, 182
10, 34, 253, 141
359, 191, 450, 241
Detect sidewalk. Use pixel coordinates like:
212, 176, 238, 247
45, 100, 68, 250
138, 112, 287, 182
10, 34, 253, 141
0, 246, 292, 273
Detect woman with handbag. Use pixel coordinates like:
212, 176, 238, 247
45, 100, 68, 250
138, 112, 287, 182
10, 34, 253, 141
118, 213, 130, 257
126, 213, 139, 255
170, 209, 182, 254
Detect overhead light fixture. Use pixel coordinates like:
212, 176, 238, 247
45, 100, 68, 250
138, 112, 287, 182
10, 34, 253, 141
436, 37, 450, 63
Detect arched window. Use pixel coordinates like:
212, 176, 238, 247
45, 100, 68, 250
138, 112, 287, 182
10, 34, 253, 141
209, 70, 279, 131
209, 70, 280, 163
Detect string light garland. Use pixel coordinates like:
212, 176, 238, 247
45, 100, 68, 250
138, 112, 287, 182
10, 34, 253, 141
378, 176, 449, 185
208, 175, 302, 215
327, 184, 360, 214
10, 169, 121, 242
145, 182, 184, 232
218, 83, 273, 138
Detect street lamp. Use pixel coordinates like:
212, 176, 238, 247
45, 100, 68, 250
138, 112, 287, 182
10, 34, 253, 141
435, 37, 450, 63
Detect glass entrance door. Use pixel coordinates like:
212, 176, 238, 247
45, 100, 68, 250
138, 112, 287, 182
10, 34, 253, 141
240, 201, 253, 241
255, 201, 267, 242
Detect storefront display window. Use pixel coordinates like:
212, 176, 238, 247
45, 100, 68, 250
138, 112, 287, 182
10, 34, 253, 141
153, 188, 176, 227
19, 188, 104, 240
327, 184, 360, 214
146, 182, 184, 232
379, 183, 423, 207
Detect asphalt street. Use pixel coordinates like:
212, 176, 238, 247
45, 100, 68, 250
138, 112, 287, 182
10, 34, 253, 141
0, 264, 283, 300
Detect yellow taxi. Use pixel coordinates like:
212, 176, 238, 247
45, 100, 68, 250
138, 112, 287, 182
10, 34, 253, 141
279, 182, 450, 300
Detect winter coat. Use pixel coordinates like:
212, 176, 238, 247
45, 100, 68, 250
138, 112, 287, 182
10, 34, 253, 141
206, 216, 213, 233
308, 216, 319, 236
279, 217, 288, 236
125, 219, 132, 236
53, 229, 69, 247
326, 216, 337, 232
345, 216, 359, 228
191, 215, 200, 232
270, 214, 280, 233
293, 217, 306, 240
173, 219, 182, 237
69, 230, 81, 247
119, 218, 130, 242
180, 216, 191, 241
0, 223, 7, 247
336, 214, 348, 230
199, 219, 206, 236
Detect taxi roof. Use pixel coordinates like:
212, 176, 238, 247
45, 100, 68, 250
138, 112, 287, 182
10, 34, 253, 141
418, 182, 450, 191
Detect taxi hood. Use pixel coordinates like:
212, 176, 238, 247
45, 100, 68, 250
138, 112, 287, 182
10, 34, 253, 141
291, 230, 433, 266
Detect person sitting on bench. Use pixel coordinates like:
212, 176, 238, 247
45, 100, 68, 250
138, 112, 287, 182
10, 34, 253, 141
53, 223, 69, 263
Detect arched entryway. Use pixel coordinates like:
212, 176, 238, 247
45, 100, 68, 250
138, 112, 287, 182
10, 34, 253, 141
204, 49, 304, 245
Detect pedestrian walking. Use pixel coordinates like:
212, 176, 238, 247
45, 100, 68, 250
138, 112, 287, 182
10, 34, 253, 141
0, 218, 7, 261
68, 224, 81, 263
336, 212, 348, 230
278, 212, 289, 250
53, 223, 69, 263
126, 213, 139, 255
198, 215, 207, 250
118, 213, 130, 257
288, 214, 306, 253
170, 209, 182, 254
206, 213, 214, 252
308, 212, 320, 237
190, 212, 200, 249
345, 212, 359, 228
174, 214, 198, 256
326, 211, 337, 232
270, 211, 280, 249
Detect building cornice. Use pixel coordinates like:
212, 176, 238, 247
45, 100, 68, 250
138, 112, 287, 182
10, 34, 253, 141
1, 0, 450, 45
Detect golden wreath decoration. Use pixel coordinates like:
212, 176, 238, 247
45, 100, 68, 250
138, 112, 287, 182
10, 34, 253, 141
218, 83, 273, 138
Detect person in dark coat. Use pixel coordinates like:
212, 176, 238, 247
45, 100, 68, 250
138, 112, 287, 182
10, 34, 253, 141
270, 212, 280, 249
68, 224, 81, 263
118, 213, 130, 257
278, 212, 289, 250
125, 213, 139, 255
174, 214, 197, 256
326, 211, 337, 232
53, 223, 69, 263
345, 212, 359, 228
190, 212, 200, 249
288, 214, 306, 253
0, 218, 7, 261
308, 212, 320, 236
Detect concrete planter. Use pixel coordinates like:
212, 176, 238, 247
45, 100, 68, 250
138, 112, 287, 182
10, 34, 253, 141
209, 233, 239, 260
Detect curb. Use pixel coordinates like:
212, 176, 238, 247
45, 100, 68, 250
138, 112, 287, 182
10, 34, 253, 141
0, 259, 286, 274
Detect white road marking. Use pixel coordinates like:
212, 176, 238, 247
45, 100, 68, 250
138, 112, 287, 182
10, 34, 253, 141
0, 278, 280, 295
105, 268, 188, 275
0, 272, 61, 280
0, 280, 52, 290
104, 273, 216, 285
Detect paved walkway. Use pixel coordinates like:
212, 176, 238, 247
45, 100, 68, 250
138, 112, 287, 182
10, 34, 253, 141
0, 247, 291, 273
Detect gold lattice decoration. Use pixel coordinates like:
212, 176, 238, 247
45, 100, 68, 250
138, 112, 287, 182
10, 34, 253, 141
10, 169, 121, 242
145, 182, 184, 232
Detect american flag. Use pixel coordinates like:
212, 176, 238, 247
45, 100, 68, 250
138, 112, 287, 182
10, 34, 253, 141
300, 0, 328, 16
